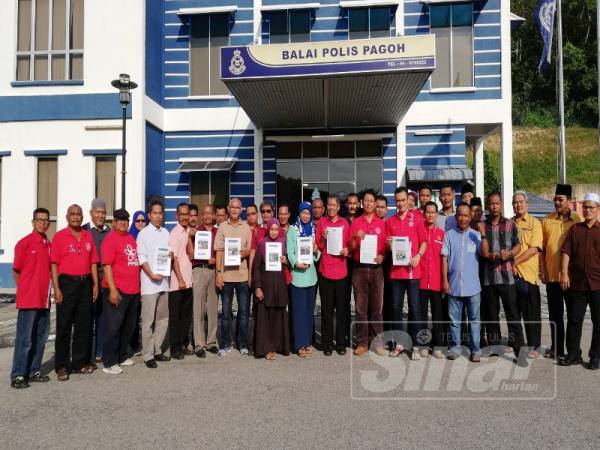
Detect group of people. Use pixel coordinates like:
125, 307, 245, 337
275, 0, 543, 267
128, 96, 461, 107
9, 181, 600, 389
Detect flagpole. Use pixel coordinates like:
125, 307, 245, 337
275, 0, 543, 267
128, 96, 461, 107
557, 0, 567, 183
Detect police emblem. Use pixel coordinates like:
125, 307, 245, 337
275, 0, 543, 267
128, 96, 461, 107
228, 49, 246, 76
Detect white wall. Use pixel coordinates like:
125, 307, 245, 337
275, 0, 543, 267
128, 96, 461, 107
0, 0, 146, 261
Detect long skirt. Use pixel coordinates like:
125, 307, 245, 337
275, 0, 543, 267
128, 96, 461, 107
253, 303, 290, 358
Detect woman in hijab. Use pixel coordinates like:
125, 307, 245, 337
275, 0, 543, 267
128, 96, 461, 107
252, 219, 291, 360
286, 201, 320, 357
127, 210, 148, 355
129, 210, 148, 239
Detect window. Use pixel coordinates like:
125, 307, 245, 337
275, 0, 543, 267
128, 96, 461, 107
190, 13, 230, 96
37, 158, 57, 238
16, 0, 84, 81
190, 171, 229, 210
430, 3, 473, 89
269, 10, 311, 44
276, 140, 383, 217
349, 7, 390, 40
95, 157, 116, 220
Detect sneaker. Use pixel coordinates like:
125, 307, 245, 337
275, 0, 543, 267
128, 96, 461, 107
29, 372, 50, 383
11, 376, 30, 389
420, 348, 430, 358
240, 348, 249, 356
120, 358, 135, 366
102, 365, 123, 374
218, 347, 231, 357
470, 353, 481, 363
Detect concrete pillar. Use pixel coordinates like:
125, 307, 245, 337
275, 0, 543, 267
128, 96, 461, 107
474, 137, 485, 199
396, 121, 407, 187
500, 123, 513, 217
254, 127, 263, 206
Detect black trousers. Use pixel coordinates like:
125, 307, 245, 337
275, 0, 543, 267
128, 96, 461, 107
102, 290, 140, 367
481, 284, 525, 356
515, 278, 542, 349
565, 289, 600, 359
168, 288, 193, 355
55, 275, 93, 372
320, 276, 349, 351
344, 260, 354, 345
420, 289, 447, 347
546, 282, 567, 356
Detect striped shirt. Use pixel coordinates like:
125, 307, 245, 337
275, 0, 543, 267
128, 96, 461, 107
480, 217, 521, 286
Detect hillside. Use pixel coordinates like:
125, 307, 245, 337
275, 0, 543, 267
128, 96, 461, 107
471, 127, 600, 195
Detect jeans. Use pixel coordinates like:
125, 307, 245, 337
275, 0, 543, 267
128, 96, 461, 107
102, 290, 140, 368
565, 289, 600, 359
390, 279, 422, 346
10, 309, 50, 380
290, 285, 316, 351
448, 294, 481, 355
221, 282, 250, 350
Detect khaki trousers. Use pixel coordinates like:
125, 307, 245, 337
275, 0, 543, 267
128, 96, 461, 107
193, 266, 219, 348
141, 291, 169, 362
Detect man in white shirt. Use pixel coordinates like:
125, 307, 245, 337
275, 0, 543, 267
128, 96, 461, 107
136, 200, 171, 368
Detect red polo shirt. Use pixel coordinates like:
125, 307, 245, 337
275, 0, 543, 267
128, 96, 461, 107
385, 211, 427, 280
316, 215, 350, 280
419, 224, 445, 291
101, 230, 141, 295
50, 227, 99, 276
13, 231, 51, 309
350, 214, 386, 263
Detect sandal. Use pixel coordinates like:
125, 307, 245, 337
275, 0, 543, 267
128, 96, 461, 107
528, 350, 540, 359
266, 352, 277, 361
76, 366, 93, 374
411, 347, 421, 361
298, 349, 307, 358
305, 347, 313, 355
57, 369, 69, 381
389, 345, 404, 357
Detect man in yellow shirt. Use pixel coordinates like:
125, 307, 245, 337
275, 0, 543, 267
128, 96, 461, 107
541, 184, 582, 359
512, 191, 543, 358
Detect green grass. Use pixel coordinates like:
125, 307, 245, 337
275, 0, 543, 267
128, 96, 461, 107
467, 127, 600, 194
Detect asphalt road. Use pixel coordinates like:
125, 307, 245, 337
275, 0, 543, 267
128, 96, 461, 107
1, 286, 599, 449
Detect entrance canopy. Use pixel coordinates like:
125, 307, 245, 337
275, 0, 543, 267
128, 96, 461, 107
221, 35, 435, 129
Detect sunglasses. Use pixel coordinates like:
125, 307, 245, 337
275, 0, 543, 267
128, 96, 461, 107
260, 209, 272, 214
135, 219, 146, 223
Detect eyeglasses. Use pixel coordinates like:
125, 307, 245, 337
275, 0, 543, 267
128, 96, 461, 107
34, 218, 50, 223
135, 219, 146, 223
260, 209, 272, 214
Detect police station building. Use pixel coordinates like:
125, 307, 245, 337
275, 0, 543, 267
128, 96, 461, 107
0, 0, 518, 287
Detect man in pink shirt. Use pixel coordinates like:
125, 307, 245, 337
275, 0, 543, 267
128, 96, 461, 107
316, 195, 351, 355
385, 187, 427, 360
100, 209, 141, 374
349, 190, 386, 356
419, 201, 446, 359
168, 203, 193, 360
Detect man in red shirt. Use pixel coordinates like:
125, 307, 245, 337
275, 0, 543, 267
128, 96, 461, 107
349, 190, 386, 356
385, 187, 427, 360
316, 195, 351, 355
50, 204, 99, 381
100, 209, 141, 374
10, 208, 52, 389
419, 201, 446, 359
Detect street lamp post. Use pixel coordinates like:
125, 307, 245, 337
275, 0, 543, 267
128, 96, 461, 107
111, 74, 138, 209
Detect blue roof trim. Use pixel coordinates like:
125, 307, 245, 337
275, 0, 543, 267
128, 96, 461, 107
82, 149, 122, 156
24, 149, 68, 156
10, 80, 84, 88
0, 93, 132, 122
0, 151, 11, 157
